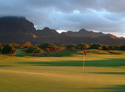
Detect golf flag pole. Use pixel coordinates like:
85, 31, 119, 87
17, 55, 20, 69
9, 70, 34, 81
83, 50, 86, 71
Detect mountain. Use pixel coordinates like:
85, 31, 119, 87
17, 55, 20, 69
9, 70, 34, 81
0, 16, 36, 33
61, 28, 113, 38
35, 27, 59, 37
0, 16, 125, 45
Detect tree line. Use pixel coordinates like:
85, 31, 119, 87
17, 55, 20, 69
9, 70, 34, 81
0, 41, 125, 56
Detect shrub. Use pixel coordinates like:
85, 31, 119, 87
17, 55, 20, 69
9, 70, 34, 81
90, 44, 102, 50
66, 44, 76, 50
77, 43, 90, 50
39, 43, 57, 56
55, 46, 65, 54
120, 46, 125, 51
24, 46, 43, 56
24, 41, 32, 47
108, 46, 115, 50
2, 44, 16, 55
24, 46, 35, 53
0, 47, 1, 54
33, 47, 44, 56
102, 45, 109, 50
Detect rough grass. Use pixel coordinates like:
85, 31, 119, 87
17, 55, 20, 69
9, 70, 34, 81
0, 49, 125, 92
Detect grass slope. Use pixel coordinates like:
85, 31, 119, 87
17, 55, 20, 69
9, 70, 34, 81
0, 49, 125, 92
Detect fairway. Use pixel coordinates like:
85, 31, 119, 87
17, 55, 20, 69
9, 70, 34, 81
0, 50, 125, 92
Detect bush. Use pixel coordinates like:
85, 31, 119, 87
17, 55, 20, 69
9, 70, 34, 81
39, 43, 57, 56
66, 44, 76, 50
90, 44, 102, 50
0, 47, 1, 54
24, 41, 32, 47
108, 46, 115, 50
2, 44, 16, 55
77, 43, 90, 50
24, 46, 43, 56
120, 46, 125, 51
33, 47, 44, 56
114, 46, 120, 50
0, 43, 3, 49
102, 45, 109, 50
55, 46, 65, 55
24, 46, 35, 53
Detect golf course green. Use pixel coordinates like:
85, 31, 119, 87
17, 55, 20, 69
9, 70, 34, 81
0, 49, 125, 92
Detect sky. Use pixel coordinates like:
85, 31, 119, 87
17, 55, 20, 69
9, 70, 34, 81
0, 0, 125, 37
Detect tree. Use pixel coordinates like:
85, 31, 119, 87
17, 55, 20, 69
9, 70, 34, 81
90, 44, 102, 50
114, 46, 120, 50
24, 41, 32, 47
0, 47, 1, 54
39, 43, 57, 57
77, 43, 90, 50
102, 45, 109, 50
24, 46, 43, 56
58, 43, 68, 47
0, 43, 3, 49
108, 46, 115, 50
66, 44, 76, 50
55, 46, 65, 55
2, 44, 16, 55
24, 46, 35, 53
120, 46, 125, 51
33, 47, 44, 56
12, 43, 20, 48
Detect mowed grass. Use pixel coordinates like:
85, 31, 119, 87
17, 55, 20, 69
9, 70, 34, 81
0, 49, 125, 92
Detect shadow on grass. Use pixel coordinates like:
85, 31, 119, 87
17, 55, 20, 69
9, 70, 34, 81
0, 65, 11, 67
90, 72, 125, 75
94, 85, 125, 92
77, 85, 125, 92
17, 59, 125, 67
16, 49, 80, 57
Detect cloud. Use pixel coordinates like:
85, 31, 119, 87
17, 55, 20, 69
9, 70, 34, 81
0, 0, 125, 37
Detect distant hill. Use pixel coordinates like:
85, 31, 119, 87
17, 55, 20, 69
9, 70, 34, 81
61, 28, 113, 38
35, 27, 59, 37
0, 16, 125, 45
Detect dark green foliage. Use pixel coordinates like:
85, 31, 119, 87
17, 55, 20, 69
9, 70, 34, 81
66, 44, 76, 50
120, 46, 125, 51
77, 43, 90, 50
33, 47, 44, 56
39, 43, 56, 49
55, 46, 65, 55
102, 45, 109, 50
24, 46, 43, 56
90, 44, 102, 49
0, 47, 1, 54
2, 44, 16, 55
39, 43, 57, 56
24, 46, 35, 53
23, 46, 28, 49
114, 46, 120, 50
108, 46, 115, 50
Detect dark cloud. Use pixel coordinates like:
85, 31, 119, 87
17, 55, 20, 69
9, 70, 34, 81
0, 0, 125, 37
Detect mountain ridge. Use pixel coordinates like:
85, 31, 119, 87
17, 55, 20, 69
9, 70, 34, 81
0, 16, 124, 45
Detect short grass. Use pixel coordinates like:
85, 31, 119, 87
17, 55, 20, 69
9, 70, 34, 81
0, 49, 125, 92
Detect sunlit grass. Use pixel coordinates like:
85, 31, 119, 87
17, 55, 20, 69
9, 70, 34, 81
0, 49, 125, 92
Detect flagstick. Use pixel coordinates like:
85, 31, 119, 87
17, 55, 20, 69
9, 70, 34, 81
83, 54, 85, 71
